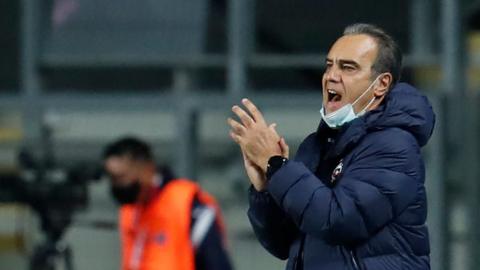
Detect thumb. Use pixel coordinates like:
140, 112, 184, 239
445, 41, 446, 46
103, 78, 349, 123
279, 137, 289, 158
240, 146, 254, 165
269, 123, 277, 131
269, 123, 280, 138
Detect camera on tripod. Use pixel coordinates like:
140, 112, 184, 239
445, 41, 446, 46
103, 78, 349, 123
0, 148, 100, 270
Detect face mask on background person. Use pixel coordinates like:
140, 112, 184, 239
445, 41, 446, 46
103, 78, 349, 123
320, 74, 382, 129
110, 180, 141, 205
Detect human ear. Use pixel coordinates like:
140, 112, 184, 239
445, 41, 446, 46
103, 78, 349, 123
374, 73, 392, 98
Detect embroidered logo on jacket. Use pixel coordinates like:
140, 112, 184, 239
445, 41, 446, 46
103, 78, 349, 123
153, 232, 167, 245
331, 159, 343, 184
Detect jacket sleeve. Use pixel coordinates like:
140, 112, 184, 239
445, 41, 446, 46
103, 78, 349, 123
267, 129, 421, 245
247, 186, 298, 260
195, 218, 233, 270
191, 197, 233, 270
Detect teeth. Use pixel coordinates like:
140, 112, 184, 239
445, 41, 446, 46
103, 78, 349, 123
328, 89, 337, 94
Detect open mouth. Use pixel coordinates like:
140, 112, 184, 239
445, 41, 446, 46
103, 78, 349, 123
325, 89, 344, 113
327, 89, 342, 102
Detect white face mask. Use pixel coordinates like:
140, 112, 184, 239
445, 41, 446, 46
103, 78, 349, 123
320, 75, 381, 129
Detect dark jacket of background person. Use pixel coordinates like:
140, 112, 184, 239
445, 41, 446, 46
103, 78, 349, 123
248, 83, 435, 270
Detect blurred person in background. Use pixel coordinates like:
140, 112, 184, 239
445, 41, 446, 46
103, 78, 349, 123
228, 23, 434, 270
103, 137, 232, 270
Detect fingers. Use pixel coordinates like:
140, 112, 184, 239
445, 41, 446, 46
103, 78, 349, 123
231, 98, 267, 128
242, 98, 266, 125
229, 130, 243, 144
227, 117, 246, 135
232, 105, 255, 127
279, 137, 290, 158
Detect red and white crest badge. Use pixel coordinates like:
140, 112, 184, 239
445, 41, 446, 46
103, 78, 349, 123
331, 159, 343, 184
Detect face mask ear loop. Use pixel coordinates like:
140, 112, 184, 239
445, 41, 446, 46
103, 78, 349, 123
351, 74, 382, 107
357, 96, 377, 116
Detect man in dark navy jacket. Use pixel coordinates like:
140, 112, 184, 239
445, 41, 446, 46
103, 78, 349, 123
228, 23, 434, 269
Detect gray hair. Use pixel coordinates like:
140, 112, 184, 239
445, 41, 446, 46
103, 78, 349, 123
343, 23, 402, 87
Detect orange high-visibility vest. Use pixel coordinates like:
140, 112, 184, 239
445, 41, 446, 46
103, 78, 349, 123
119, 179, 225, 270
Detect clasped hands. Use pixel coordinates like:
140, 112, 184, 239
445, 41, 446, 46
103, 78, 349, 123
227, 98, 289, 191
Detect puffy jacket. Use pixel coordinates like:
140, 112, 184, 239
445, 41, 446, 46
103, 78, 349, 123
248, 83, 435, 270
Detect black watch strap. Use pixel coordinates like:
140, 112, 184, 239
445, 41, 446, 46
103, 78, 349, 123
266, 156, 288, 180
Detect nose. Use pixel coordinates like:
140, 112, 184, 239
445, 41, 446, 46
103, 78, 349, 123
324, 65, 341, 83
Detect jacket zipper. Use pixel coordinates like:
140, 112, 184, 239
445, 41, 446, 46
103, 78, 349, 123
350, 250, 359, 270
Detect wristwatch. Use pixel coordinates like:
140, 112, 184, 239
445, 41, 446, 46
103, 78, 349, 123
266, 155, 288, 180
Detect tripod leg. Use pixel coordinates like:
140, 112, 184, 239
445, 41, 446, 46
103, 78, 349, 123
64, 245, 73, 270
30, 243, 55, 270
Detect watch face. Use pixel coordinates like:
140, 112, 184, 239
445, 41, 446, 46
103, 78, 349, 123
269, 156, 286, 167
267, 156, 287, 179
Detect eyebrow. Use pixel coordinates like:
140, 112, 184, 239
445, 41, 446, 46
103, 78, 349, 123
325, 58, 360, 68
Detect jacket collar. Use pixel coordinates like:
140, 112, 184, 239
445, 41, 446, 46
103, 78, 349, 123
316, 117, 368, 160
316, 99, 391, 160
